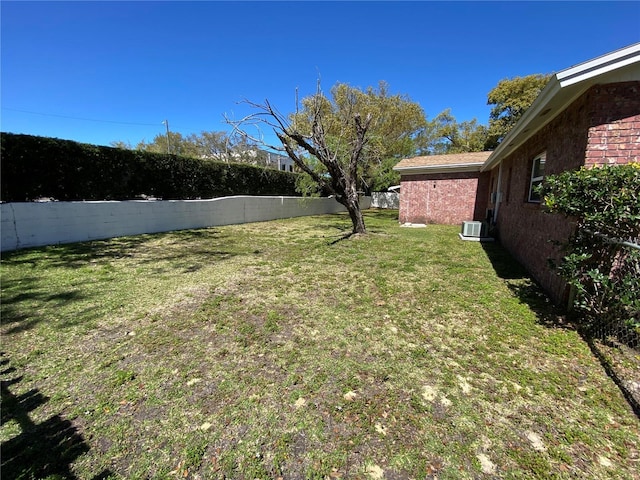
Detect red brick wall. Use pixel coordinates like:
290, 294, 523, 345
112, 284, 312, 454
586, 82, 640, 166
399, 171, 483, 225
495, 81, 640, 304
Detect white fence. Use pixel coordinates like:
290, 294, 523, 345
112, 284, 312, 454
371, 192, 399, 209
1, 195, 372, 252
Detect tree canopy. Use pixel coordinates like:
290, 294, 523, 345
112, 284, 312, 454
228, 81, 427, 233
291, 82, 427, 192
485, 74, 551, 148
415, 73, 551, 154
416, 109, 488, 155
111, 130, 271, 165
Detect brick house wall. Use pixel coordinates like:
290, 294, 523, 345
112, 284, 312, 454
494, 81, 640, 304
399, 171, 487, 225
585, 82, 640, 166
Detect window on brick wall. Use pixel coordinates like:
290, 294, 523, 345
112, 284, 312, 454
528, 152, 546, 203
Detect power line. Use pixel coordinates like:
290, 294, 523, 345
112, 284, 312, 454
1, 107, 162, 127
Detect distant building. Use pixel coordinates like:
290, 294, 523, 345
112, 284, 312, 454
201, 149, 295, 172
265, 151, 295, 172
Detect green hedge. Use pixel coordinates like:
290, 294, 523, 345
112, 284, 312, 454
0, 133, 299, 202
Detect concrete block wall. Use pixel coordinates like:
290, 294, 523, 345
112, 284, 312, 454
1, 195, 371, 252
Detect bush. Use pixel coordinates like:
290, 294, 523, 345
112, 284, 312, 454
0, 133, 299, 201
542, 163, 640, 339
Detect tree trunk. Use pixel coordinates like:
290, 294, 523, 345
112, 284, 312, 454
344, 193, 366, 234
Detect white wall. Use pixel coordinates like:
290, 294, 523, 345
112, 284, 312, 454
1, 195, 372, 252
371, 192, 399, 209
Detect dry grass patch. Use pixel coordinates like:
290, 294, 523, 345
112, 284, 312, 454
2, 210, 638, 479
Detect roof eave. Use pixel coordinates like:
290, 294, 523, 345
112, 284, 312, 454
557, 44, 640, 87
481, 42, 640, 172
395, 163, 484, 175
481, 78, 562, 172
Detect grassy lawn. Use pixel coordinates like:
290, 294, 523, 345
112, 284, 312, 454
1, 209, 638, 479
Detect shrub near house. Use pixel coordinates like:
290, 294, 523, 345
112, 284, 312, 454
542, 163, 640, 338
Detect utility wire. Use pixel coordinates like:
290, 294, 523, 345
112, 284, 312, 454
1, 107, 162, 127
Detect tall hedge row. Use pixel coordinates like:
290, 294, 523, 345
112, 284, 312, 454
0, 133, 299, 202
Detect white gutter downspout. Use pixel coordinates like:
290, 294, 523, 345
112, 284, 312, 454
493, 160, 503, 224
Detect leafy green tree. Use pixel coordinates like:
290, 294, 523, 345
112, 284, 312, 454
348, 82, 427, 191
135, 132, 200, 157
110, 140, 133, 150
485, 74, 551, 148
417, 75, 550, 154
112, 130, 261, 163
293, 81, 426, 193
416, 109, 488, 155
368, 156, 404, 191
187, 131, 232, 159
229, 81, 427, 234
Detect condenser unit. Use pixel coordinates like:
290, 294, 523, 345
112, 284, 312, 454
461, 221, 487, 238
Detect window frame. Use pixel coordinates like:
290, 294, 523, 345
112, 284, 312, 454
528, 152, 546, 203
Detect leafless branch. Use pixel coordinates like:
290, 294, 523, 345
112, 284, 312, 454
223, 84, 370, 204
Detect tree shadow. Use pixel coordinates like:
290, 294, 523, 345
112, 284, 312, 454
328, 232, 358, 245
0, 279, 95, 335
322, 210, 399, 243
1, 353, 114, 479
363, 208, 399, 221
1, 228, 243, 334
2, 228, 236, 271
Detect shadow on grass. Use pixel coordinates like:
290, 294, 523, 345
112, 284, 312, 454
363, 208, 399, 221
480, 241, 571, 329
481, 242, 640, 418
1, 353, 114, 479
323, 210, 400, 243
1, 228, 244, 334
328, 232, 356, 245
583, 336, 640, 418
1, 282, 91, 335
1, 228, 238, 271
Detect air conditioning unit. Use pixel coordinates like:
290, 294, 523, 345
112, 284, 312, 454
461, 221, 487, 238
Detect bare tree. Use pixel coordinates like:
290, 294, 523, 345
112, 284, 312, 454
227, 84, 372, 235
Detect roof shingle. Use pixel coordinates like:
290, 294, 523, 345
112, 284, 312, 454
394, 151, 492, 170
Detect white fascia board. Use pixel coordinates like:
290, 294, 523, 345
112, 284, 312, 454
395, 163, 483, 175
557, 43, 640, 87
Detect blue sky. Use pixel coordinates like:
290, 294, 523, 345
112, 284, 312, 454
2, 1, 639, 148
